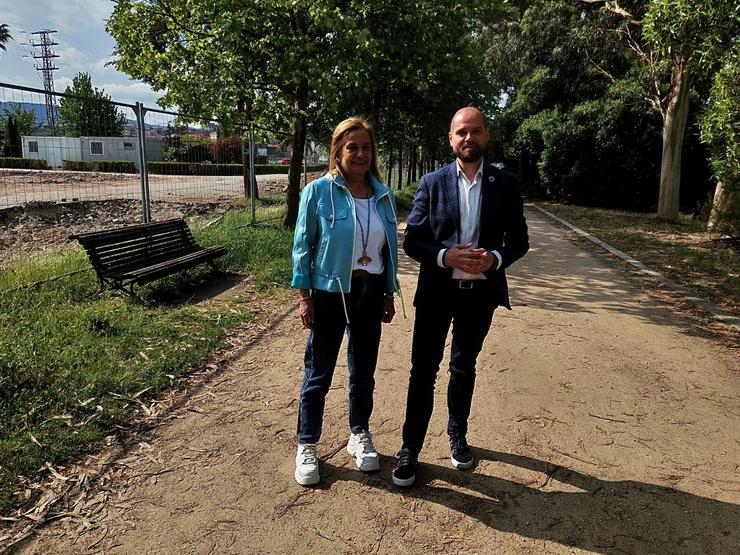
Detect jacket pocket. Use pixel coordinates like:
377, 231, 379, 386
316, 203, 348, 221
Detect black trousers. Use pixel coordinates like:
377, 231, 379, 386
401, 282, 497, 457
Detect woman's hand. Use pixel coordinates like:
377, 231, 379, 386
299, 292, 313, 329
382, 295, 395, 323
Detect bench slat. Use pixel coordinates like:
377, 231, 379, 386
91, 235, 199, 263
73, 220, 186, 247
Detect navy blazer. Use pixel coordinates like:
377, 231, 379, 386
403, 162, 529, 309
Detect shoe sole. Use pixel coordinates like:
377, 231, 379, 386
294, 468, 319, 486
392, 472, 416, 487
347, 444, 380, 472
451, 456, 474, 470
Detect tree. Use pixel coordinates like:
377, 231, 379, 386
0, 106, 38, 153
0, 23, 11, 53
107, 0, 510, 226
108, 0, 364, 226
703, 45, 739, 237
57, 73, 127, 137
483, 1, 667, 207
591, 0, 737, 220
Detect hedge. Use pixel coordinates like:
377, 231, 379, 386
0, 157, 49, 170
147, 161, 325, 176
62, 160, 137, 173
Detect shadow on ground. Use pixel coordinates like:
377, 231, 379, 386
319, 447, 740, 555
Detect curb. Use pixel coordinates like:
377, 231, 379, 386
533, 204, 740, 332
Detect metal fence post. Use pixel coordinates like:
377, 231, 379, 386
135, 102, 151, 222
249, 122, 257, 225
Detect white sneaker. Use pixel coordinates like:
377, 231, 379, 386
295, 443, 319, 486
347, 431, 380, 472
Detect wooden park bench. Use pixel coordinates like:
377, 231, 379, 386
71, 219, 226, 294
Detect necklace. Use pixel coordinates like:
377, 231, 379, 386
355, 183, 372, 266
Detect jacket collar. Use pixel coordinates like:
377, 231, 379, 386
326, 171, 391, 198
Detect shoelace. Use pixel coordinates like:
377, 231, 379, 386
357, 432, 375, 453
300, 445, 317, 464
451, 436, 468, 452
397, 448, 413, 466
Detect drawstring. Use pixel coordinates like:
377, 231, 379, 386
336, 276, 350, 326
329, 184, 336, 229
397, 284, 407, 319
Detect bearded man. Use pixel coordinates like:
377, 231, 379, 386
392, 107, 529, 487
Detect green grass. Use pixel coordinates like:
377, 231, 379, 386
541, 204, 739, 316
0, 204, 294, 515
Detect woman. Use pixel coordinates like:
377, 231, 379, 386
291, 117, 399, 486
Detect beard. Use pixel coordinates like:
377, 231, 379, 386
454, 144, 483, 163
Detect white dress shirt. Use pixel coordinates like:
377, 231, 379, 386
436, 160, 503, 278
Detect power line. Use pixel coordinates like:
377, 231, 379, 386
30, 29, 59, 133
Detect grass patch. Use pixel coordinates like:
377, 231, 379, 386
0, 204, 294, 516
541, 204, 739, 316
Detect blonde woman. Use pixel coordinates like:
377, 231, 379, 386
291, 117, 399, 486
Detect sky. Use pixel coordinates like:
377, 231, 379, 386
0, 0, 160, 107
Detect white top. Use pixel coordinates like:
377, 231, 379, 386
352, 197, 386, 274
436, 160, 502, 279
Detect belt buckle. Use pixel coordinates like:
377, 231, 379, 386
458, 280, 474, 290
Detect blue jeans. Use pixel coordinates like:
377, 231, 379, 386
401, 283, 497, 457
297, 274, 385, 444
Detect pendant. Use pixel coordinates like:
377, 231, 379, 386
358, 254, 372, 266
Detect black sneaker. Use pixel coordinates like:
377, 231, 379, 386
392, 447, 417, 487
450, 435, 474, 470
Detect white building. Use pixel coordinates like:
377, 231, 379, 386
21, 135, 163, 169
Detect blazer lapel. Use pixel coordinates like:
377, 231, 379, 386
442, 163, 461, 237
479, 163, 497, 242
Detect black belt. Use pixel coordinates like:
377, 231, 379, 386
453, 279, 485, 290
352, 269, 382, 279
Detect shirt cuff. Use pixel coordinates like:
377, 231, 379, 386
491, 250, 502, 270
437, 248, 448, 268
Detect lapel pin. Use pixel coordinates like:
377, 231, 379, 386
488, 176, 494, 182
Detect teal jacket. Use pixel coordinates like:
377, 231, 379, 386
291, 172, 400, 295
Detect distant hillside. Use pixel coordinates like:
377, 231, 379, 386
1, 100, 214, 132
0, 101, 47, 125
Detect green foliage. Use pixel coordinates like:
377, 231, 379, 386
701, 44, 739, 235
643, 0, 738, 72
0, 157, 48, 170
0, 23, 11, 52
147, 161, 323, 176
62, 160, 137, 173
701, 50, 739, 190
106, 0, 511, 226
0, 106, 39, 153
484, 0, 715, 210
58, 73, 127, 138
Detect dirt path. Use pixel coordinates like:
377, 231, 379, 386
13, 208, 740, 554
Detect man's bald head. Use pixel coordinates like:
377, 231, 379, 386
448, 107, 489, 163
450, 107, 487, 132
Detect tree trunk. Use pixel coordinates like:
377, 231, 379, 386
411, 146, 417, 182
397, 144, 403, 190
241, 133, 252, 199
386, 150, 393, 185
657, 61, 690, 220
707, 180, 727, 232
284, 82, 309, 228
406, 143, 413, 187
707, 179, 739, 236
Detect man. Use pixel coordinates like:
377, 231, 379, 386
392, 107, 529, 487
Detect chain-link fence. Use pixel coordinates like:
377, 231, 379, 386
0, 81, 325, 291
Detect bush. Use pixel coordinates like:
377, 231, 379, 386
62, 160, 92, 171
147, 161, 325, 176
0, 157, 49, 170
90, 160, 137, 173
